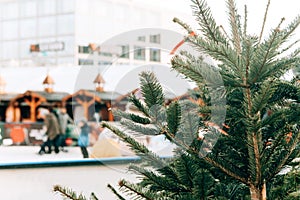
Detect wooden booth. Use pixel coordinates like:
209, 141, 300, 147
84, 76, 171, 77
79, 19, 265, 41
8, 90, 69, 122
61, 89, 126, 122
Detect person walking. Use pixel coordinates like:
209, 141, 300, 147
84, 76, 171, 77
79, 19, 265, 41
38, 107, 61, 155
57, 107, 73, 152
77, 119, 90, 158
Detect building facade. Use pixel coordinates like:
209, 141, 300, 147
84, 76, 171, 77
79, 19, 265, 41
0, 0, 192, 68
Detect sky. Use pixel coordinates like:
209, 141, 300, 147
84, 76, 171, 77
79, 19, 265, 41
143, 0, 299, 39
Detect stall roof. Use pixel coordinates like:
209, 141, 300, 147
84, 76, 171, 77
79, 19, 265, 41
29, 91, 69, 102
88, 90, 123, 101
62, 89, 124, 103
0, 93, 18, 102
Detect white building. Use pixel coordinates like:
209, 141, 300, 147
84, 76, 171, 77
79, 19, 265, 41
0, 0, 194, 68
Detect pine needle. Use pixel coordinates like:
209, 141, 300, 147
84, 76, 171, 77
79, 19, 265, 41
259, 0, 271, 43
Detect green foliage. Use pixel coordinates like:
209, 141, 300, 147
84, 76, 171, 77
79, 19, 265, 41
53, 185, 98, 200
139, 71, 165, 109
54, 0, 299, 199
103, 0, 299, 199
166, 101, 181, 134
268, 163, 300, 199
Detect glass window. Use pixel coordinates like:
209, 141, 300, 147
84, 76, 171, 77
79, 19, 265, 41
2, 41, 19, 59
98, 61, 112, 65
20, 19, 37, 38
20, 0, 37, 17
20, 39, 36, 58
38, 37, 56, 44
38, 17, 56, 37
120, 45, 129, 58
38, 37, 57, 56
57, 36, 75, 55
2, 21, 18, 40
134, 46, 145, 60
57, 14, 74, 35
78, 59, 93, 65
150, 34, 161, 44
2, 2, 19, 20
137, 36, 146, 42
99, 52, 112, 57
78, 46, 91, 54
58, 0, 75, 13
150, 48, 161, 62
38, 0, 56, 16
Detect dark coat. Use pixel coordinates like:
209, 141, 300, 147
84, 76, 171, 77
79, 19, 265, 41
45, 113, 61, 140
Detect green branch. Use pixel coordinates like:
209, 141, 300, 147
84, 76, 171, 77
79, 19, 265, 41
227, 0, 242, 54
258, 0, 271, 43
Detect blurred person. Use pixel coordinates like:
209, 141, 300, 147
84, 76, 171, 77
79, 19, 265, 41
92, 112, 101, 123
38, 107, 61, 155
57, 107, 73, 152
77, 119, 90, 158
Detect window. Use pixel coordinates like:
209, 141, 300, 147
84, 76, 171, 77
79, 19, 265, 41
38, 17, 56, 37
57, 36, 74, 55
150, 48, 161, 62
20, 19, 37, 38
20, 1, 37, 17
98, 61, 112, 65
99, 52, 113, 57
120, 45, 129, 58
134, 46, 145, 60
20, 39, 36, 58
57, 0, 75, 13
38, 37, 57, 57
2, 21, 18, 40
150, 34, 160, 44
137, 36, 146, 42
2, 41, 19, 59
2, 2, 19, 20
57, 14, 74, 35
78, 46, 90, 54
78, 59, 93, 65
39, 0, 56, 16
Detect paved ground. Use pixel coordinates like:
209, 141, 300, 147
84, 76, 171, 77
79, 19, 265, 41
0, 163, 137, 200
0, 146, 138, 200
0, 146, 297, 199
0, 144, 174, 200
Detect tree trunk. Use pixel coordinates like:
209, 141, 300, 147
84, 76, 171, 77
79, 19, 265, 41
249, 183, 267, 200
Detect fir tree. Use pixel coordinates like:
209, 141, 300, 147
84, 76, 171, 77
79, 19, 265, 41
54, 0, 299, 199
103, 0, 299, 199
